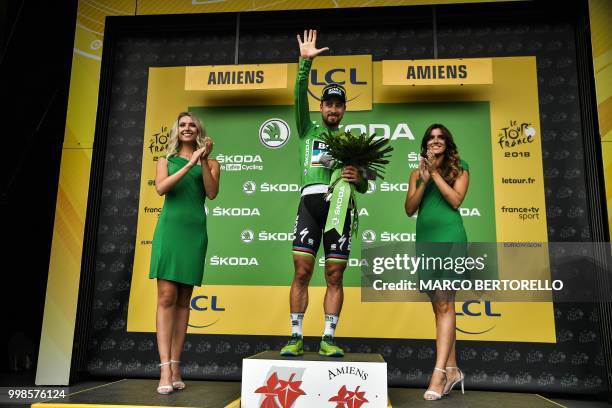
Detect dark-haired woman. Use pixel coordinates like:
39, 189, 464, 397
405, 124, 468, 400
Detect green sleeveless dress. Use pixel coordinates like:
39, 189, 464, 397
416, 159, 469, 288
149, 156, 208, 286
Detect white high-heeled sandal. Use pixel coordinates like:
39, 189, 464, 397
157, 361, 174, 395
423, 367, 446, 401
443, 366, 465, 395
170, 360, 185, 390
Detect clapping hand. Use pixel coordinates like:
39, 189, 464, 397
424, 150, 439, 173
419, 158, 431, 183
188, 146, 208, 168
201, 137, 214, 161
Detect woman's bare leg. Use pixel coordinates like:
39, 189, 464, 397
156, 279, 178, 388
445, 340, 461, 384
170, 283, 194, 382
424, 290, 456, 399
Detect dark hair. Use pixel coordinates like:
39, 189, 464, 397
421, 124, 464, 186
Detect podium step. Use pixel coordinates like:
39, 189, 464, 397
241, 351, 388, 407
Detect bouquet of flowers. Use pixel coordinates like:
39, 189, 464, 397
320, 130, 394, 234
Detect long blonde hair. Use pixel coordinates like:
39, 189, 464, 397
166, 112, 207, 158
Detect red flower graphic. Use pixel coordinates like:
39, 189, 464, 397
329, 385, 368, 408
346, 386, 368, 408
255, 372, 306, 408
255, 372, 280, 408
275, 373, 306, 408
329, 385, 349, 407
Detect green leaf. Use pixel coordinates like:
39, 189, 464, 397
320, 130, 394, 180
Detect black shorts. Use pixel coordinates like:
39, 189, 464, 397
291, 193, 352, 263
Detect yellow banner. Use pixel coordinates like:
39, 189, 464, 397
488, 59, 547, 242
382, 58, 493, 86
127, 285, 555, 342
126, 57, 556, 343
308, 55, 372, 111
185, 64, 288, 91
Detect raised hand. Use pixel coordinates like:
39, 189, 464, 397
297, 29, 329, 60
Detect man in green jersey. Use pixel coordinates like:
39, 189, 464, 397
281, 30, 368, 357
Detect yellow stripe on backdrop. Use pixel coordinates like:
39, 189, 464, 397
36, 149, 93, 386
604, 143, 612, 229
136, 0, 523, 15
588, 0, 612, 234
589, 0, 612, 137
36, 0, 137, 387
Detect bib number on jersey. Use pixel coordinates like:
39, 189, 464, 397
311, 140, 328, 167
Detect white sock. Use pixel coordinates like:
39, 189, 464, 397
323, 314, 339, 338
290, 313, 304, 336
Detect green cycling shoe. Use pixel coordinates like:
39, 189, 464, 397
319, 335, 344, 357
280, 334, 304, 356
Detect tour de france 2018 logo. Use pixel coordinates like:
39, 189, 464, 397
497, 120, 536, 150
148, 126, 170, 161
259, 118, 290, 149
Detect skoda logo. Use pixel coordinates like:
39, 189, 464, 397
241, 229, 255, 244
243, 181, 256, 195
361, 229, 376, 244
367, 180, 376, 194
259, 118, 290, 149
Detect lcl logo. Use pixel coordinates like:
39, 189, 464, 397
188, 295, 225, 328
456, 300, 501, 335
308, 68, 368, 103
311, 68, 368, 86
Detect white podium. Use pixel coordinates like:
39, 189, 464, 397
241, 351, 388, 407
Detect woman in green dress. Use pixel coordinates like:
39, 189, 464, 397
405, 124, 469, 401
150, 112, 220, 394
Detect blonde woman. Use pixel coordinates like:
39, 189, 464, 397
149, 112, 220, 394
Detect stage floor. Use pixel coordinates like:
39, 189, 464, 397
28, 378, 579, 408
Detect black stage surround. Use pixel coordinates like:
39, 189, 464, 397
72, 1, 610, 395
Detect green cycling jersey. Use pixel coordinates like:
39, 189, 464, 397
295, 58, 367, 193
